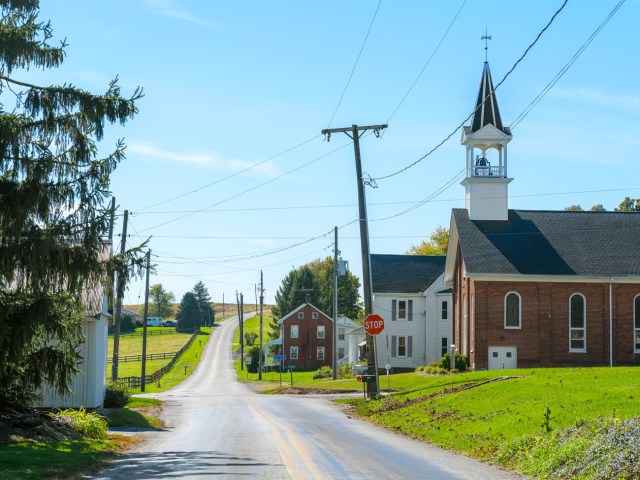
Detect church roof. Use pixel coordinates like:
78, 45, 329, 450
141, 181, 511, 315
470, 62, 510, 135
371, 254, 445, 294
452, 208, 640, 277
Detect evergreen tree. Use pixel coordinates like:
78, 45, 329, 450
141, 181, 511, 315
176, 292, 201, 333
0, 1, 143, 408
192, 281, 214, 326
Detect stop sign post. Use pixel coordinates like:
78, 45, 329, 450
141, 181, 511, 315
364, 313, 384, 335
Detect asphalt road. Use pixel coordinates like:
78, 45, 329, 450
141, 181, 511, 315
91, 315, 522, 479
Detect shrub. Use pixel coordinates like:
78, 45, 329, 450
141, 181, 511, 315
247, 345, 260, 373
120, 315, 136, 333
438, 352, 469, 371
104, 383, 131, 408
313, 366, 333, 379
338, 363, 353, 379
59, 407, 108, 440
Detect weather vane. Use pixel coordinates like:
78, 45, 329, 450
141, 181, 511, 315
481, 28, 492, 62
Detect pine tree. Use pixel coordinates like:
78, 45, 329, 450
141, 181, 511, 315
192, 281, 214, 326
176, 292, 201, 333
0, 1, 143, 408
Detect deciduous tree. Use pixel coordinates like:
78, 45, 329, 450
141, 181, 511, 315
149, 284, 175, 318
407, 226, 449, 255
0, 1, 143, 408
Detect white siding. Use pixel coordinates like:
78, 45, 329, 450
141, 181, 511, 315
463, 178, 511, 221
373, 273, 452, 370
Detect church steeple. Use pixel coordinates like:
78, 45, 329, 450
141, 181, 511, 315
461, 61, 513, 221
470, 62, 509, 135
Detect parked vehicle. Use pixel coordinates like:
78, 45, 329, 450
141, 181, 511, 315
146, 317, 163, 327
163, 320, 176, 327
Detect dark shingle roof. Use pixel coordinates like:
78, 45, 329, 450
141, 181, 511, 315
371, 254, 445, 293
453, 208, 640, 277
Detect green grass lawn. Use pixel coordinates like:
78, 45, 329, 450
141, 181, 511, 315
345, 367, 640, 477
107, 327, 199, 378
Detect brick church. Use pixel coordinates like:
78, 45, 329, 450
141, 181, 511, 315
444, 62, 640, 370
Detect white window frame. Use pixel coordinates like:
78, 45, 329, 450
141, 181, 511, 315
317, 325, 325, 339
297, 312, 304, 319
317, 346, 325, 360
290, 324, 299, 339
397, 336, 407, 357
290, 346, 298, 360
397, 300, 407, 320
441, 337, 448, 357
338, 327, 345, 340
504, 291, 522, 329
338, 347, 345, 359
441, 300, 448, 320
634, 295, 640, 353
569, 293, 586, 352
312, 312, 318, 319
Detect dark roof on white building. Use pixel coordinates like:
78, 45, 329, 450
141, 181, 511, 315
470, 62, 510, 135
371, 254, 446, 294
451, 208, 640, 277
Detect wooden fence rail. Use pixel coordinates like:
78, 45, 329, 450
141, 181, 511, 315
113, 330, 200, 389
108, 351, 178, 363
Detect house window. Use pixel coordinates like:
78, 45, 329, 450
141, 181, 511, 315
398, 336, 407, 357
317, 347, 325, 360
290, 346, 298, 360
504, 292, 521, 329
338, 347, 345, 359
441, 300, 448, 320
441, 337, 448, 357
398, 300, 407, 319
338, 328, 345, 340
317, 325, 325, 339
290, 324, 299, 339
312, 312, 318, 319
298, 312, 304, 319
634, 295, 640, 353
569, 294, 586, 352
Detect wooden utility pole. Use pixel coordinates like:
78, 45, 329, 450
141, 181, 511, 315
321, 124, 387, 397
258, 270, 264, 380
141, 249, 151, 391
237, 291, 244, 371
111, 209, 128, 381
240, 292, 244, 370
333, 226, 339, 381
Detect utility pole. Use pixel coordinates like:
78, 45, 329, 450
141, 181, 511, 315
141, 249, 151, 392
258, 270, 264, 380
237, 291, 244, 371
111, 209, 129, 381
333, 226, 339, 381
322, 124, 387, 397
240, 292, 244, 370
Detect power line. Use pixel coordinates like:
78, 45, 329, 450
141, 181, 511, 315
326, 0, 383, 129
136, 140, 352, 233
135, 134, 322, 212
372, 0, 569, 181
385, 0, 468, 123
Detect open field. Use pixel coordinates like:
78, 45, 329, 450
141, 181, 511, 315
107, 327, 195, 378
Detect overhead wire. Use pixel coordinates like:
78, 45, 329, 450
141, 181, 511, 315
385, 0, 468, 124
372, 0, 569, 182
136, 139, 353, 233
135, 134, 322, 212
325, 0, 383, 129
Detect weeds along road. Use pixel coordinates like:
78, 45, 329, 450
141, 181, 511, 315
91, 315, 522, 480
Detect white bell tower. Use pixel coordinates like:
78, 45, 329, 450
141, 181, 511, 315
461, 61, 512, 221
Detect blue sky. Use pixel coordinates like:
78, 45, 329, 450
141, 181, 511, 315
33, 0, 640, 307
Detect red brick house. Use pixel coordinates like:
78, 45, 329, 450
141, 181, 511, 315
444, 62, 640, 370
277, 303, 333, 371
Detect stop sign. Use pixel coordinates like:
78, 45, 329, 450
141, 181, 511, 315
363, 313, 385, 335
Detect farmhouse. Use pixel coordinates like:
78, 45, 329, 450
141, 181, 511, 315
277, 303, 333, 371
444, 61, 640, 370
371, 254, 451, 370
